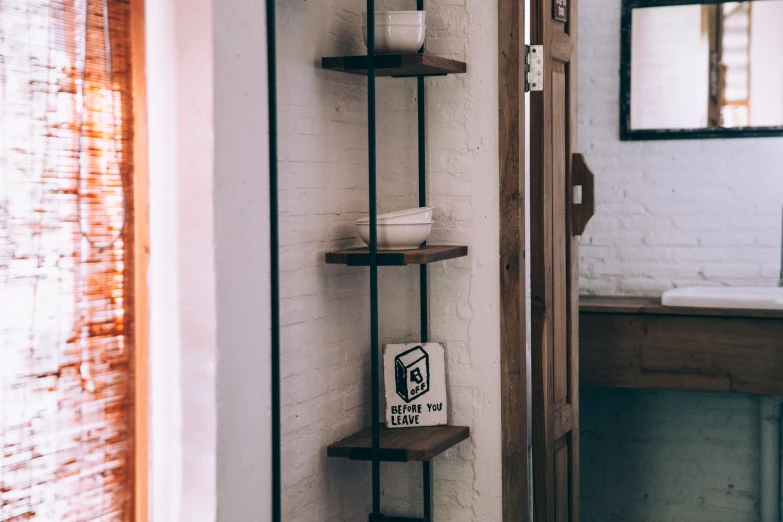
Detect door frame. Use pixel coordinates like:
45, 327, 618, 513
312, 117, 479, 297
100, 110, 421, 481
500, 0, 588, 517
498, 0, 530, 519
131, 0, 150, 520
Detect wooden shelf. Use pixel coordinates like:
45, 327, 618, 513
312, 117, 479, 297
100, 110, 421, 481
580, 296, 783, 395
327, 425, 469, 462
369, 513, 428, 522
326, 245, 467, 266
321, 53, 467, 77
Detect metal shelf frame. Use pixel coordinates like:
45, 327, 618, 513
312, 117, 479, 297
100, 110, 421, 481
365, 0, 433, 518
266, 0, 281, 519
269, 0, 447, 516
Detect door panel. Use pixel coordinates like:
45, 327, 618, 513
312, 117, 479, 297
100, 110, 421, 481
552, 67, 568, 406
555, 444, 570, 522
530, 0, 583, 517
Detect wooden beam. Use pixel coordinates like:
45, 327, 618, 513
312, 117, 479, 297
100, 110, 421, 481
130, 0, 149, 520
499, 0, 529, 516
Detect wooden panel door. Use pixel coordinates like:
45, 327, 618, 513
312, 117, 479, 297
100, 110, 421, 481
530, 0, 593, 518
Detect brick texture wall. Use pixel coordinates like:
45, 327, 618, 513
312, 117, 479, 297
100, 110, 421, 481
577, 0, 781, 520
581, 388, 759, 522
276, 0, 501, 519
578, 0, 783, 297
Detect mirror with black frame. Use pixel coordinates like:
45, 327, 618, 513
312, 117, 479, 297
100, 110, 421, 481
621, 0, 783, 140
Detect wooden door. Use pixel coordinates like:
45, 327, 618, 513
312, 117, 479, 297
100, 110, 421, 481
530, 0, 594, 518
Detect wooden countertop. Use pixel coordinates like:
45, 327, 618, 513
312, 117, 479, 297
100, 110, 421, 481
579, 296, 783, 396
581, 295, 783, 320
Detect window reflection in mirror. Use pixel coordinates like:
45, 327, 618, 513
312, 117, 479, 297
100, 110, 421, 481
624, 0, 783, 138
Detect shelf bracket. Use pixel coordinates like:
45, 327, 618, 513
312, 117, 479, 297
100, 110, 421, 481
525, 45, 544, 92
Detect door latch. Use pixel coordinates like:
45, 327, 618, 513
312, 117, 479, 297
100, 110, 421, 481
525, 45, 544, 92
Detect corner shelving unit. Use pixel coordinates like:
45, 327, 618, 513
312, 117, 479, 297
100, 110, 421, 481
321, 1, 470, 520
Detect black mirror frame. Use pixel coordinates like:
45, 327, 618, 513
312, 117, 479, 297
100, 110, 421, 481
620, 0, 783, 141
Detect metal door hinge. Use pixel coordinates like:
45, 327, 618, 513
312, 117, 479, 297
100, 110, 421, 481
525, 45, 544, 92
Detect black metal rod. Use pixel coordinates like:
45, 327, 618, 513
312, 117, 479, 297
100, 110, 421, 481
418, 3, 431, 519
423, 460, 432, 521
366, 0, 381, 518
418, 73, 427, 343
266, 0, 281, 519
417, 78, 425, 205
419, 268, 428, 342
417, 79, 425, 206
418, 0, 431, 512
417, 0, 427, 345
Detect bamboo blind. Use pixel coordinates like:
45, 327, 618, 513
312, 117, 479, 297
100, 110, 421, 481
0, 0, 136, 520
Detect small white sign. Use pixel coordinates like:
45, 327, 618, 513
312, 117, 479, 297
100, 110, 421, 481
383, 342, 447, 428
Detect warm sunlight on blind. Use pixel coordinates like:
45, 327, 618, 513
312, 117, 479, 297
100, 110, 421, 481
0, 0, 136, 520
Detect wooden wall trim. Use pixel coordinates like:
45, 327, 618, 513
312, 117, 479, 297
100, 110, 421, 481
498, 0, 529, 517
130, 0, 150, 520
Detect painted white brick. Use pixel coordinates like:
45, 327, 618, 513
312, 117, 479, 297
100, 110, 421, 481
581, 389, 759, 522
272, 0, 500, 519
579, 0, 782, 294
578, 0, 782, 520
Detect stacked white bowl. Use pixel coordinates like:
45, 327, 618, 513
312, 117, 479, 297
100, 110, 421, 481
362, 11, 426, 54
356, 207, 433, 251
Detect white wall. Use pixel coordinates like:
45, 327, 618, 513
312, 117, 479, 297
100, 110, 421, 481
579, 0, 783, 296
271, 0, 373, 519
581, 388, 760, 522
146, 0, 218, 520
275, 0, 501, 519
213, 0, 272, 521
146, 1, 273, 521
149, 0, 501, 520
578, 1, 783, 521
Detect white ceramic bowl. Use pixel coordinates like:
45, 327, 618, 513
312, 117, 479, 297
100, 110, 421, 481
363, 11, 426, 26
362, 24, 426, 54
356, 206, 433, 225
356, 222, 432, 251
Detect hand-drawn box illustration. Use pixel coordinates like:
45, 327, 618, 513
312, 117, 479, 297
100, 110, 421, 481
395, 345, 430, 403
384, 342, 447, 428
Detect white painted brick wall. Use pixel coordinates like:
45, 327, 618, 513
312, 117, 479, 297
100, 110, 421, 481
578, 0, 783, 296
581, 389, 759, 522
276, 0, 500, 520
577, 3, 779, 521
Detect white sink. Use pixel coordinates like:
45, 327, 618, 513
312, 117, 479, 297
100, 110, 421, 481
662, 286, 783, 310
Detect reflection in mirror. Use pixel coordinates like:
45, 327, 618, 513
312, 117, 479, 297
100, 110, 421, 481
624, 0, 783, 138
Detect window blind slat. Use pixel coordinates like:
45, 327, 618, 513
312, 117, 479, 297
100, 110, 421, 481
1, 0, 136, 520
